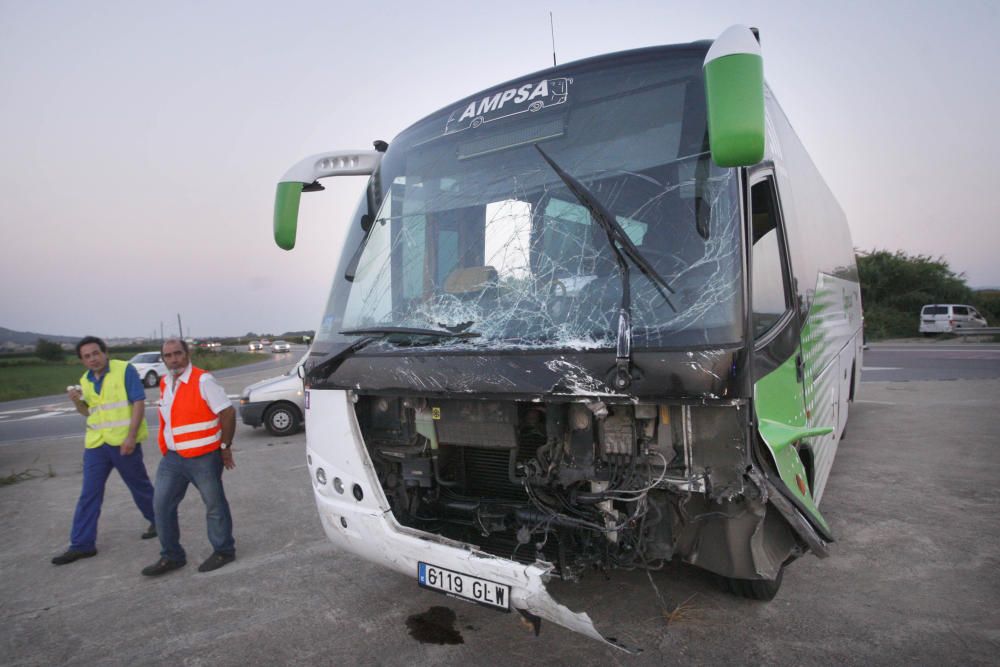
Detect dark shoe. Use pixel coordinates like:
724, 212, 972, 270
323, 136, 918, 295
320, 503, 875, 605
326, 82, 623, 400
51, 549, 97, 565
141, 557, 186, 576
141, 523, 157, 539
197, 552, 235, 573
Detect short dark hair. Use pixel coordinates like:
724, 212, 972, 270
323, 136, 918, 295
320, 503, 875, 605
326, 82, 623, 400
76, 336, 107, 358
161, 337, 190, 355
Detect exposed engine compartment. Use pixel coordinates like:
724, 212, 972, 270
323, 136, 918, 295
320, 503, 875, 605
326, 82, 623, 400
354, 394, 799, 582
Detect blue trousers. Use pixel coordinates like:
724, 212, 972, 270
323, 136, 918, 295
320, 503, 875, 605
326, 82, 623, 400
70, 443, 156, 552
153, 450, 235, 563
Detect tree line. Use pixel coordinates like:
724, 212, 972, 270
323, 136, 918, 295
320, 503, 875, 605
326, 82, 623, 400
857, 250, 999, 339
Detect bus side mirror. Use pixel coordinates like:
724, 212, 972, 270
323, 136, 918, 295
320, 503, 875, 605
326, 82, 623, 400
272, 150, 383, 251
274, 182, 304, 250
703, 25, 765, 167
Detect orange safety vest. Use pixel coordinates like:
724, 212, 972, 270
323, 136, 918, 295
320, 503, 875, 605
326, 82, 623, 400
158, 366, 222, 458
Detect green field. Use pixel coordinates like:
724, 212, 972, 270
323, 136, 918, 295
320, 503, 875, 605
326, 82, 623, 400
0, 351, 261, 402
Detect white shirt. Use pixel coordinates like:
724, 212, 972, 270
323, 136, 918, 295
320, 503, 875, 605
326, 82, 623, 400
159, 364, 232, 451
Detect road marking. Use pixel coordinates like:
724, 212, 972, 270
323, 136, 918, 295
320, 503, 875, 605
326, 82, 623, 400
0, 434, 80, 447
863, 367, 902, 371
0, 408, 41, 416
19, 412, 63, 421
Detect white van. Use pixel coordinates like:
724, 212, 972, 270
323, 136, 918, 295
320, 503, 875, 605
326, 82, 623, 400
919, 304, 988, 334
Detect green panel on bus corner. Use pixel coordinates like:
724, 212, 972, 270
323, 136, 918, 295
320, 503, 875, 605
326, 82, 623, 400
274, 181, 303, 250
704, 53, 765, 167
754, 353, 830, 532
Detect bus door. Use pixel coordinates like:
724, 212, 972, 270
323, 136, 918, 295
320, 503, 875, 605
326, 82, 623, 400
748, 171, 832, 536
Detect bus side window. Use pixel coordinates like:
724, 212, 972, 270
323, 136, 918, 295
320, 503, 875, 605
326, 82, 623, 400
750, 178, 790, 337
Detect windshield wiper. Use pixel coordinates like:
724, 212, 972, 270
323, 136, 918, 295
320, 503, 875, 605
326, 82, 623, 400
535, 145, 676, 390
535, 146, 676, 308
339, 326, 480, 338
305, 336, 380, 382
307, 327, 480, 383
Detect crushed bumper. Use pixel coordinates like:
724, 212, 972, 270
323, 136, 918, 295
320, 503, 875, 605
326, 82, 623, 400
304, 388, 638, 653
239, 401, 267, 427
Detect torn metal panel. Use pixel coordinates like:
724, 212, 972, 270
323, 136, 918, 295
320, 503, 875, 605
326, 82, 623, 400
319, 348, 742, 400
306, 389, 638, 653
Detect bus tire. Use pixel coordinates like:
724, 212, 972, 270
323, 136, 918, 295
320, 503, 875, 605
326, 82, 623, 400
722, 567, 783, 601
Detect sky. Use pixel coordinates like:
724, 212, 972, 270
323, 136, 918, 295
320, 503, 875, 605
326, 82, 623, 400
1, 0, 998, 338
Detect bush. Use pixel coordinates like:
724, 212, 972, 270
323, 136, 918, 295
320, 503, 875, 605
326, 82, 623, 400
858, 250, 976, 340
35, 339, 65, 362
972, 290, 1000, 326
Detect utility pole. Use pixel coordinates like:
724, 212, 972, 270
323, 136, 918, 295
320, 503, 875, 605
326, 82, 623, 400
177, 313, 183, 340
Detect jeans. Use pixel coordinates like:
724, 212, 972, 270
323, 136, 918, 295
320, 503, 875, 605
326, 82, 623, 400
153, 450, 235, 562
70, 443, 155, 552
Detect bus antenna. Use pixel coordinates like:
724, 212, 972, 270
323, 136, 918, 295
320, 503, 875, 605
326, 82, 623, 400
550, 12, 557, 66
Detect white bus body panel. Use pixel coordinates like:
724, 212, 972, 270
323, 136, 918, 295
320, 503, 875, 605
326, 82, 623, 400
304, 388, 633, 652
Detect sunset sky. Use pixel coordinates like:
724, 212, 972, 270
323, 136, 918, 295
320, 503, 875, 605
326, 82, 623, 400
2, 0, 997, 338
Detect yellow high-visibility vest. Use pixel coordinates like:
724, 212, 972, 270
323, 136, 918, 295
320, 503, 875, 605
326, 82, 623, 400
80, 359, 148, 448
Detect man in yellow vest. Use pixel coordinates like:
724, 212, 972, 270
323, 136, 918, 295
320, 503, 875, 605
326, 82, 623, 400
52, 336, 157, 565
141, 337, 237, 576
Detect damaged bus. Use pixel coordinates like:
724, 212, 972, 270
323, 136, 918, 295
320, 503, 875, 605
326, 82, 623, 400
273, 25, 862, 650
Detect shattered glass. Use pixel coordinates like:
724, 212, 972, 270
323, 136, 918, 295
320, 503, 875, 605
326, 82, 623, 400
319, 51, 743, 351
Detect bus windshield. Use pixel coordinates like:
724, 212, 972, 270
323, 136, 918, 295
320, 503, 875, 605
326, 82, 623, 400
317, 47, 742, 351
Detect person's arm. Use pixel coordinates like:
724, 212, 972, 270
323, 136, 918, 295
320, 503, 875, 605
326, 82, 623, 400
67, 386, 89, 416
120, 364, 147, 455
120, 401, 145, 455
218, 406, 236, 470
201, 373, 236, 470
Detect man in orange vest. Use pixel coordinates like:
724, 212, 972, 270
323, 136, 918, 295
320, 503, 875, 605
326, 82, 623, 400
141, 338, 237, 576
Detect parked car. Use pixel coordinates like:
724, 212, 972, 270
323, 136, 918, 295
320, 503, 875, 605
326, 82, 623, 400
919, 304, 988, 334
271, 340, 292, 353
260, 338, 272, 346
239, 356, 305, 435
128, 352, 167, 388
248, 340, 263, 351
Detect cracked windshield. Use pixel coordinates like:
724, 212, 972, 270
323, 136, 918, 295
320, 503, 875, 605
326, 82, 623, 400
323, 51, 743, 350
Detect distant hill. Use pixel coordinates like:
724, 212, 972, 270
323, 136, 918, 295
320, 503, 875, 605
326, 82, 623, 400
0, 326, 79, 346
281, 330, 315, 339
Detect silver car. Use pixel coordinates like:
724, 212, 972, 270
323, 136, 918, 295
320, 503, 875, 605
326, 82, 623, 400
271, 340, 292, 353
128, 352, 167, 388
239, 357, 304, 435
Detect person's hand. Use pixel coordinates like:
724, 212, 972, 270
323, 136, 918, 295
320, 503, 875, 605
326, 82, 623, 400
67, 386, 83, 403
120, 435, 137, 456
221, 448, 235, 470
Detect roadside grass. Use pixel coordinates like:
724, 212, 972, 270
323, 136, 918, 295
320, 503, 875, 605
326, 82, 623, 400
188, 351, 260, 372
0, 351, 260, 402
0, 363, 85, 402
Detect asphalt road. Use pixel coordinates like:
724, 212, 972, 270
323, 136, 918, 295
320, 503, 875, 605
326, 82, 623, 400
2, 344, 999, 665
862, 341, 1000, 382
0, 349, 305, 445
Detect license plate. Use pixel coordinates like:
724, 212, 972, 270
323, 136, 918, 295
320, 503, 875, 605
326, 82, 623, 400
417, 562, 511, 612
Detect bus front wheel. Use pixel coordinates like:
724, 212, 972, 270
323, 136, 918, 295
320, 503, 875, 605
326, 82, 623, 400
721, 567, 783, 601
